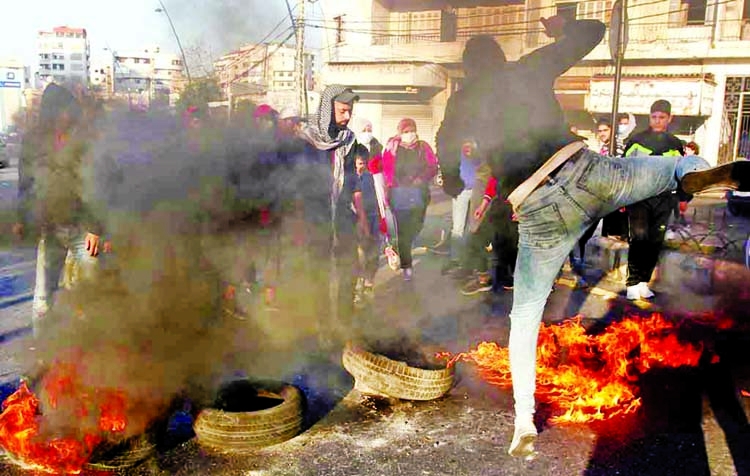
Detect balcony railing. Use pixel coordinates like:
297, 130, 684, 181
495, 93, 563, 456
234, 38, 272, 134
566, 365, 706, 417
370, 19, 750, 48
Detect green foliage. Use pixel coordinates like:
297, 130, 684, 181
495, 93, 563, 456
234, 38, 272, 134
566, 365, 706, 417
176, 77, 223, 116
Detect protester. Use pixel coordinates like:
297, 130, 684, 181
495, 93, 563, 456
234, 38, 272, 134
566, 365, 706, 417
440, 17, 750, 458
277, 105, 302, 139
623, 99, 685, 301
253, 104, 278, 134
15, 83, 104, 334
375, 118, 438, 281
616, 112, 637, 149
441, 139, 481, 276
351, 116, 383, 160
470, 175, 518, 291
298, 85, 369, 342
353, 153, 380, 301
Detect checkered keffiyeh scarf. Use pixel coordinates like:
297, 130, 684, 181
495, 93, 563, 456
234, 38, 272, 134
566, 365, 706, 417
298, 84, 356, 223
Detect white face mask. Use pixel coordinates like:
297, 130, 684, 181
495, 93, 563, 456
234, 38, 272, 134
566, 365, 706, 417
400, 132, 417, 145
617, 124, 628, 136
358, 132, 373, 145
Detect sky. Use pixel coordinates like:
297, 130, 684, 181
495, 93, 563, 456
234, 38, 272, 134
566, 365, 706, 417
0, 0, 309, 74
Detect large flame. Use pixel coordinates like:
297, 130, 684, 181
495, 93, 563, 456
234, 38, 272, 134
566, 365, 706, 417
441, 313, 706, 423
0, 351, 129, 474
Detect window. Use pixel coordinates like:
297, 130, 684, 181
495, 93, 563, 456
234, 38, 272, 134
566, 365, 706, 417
334, 15, 344, 44
70, 53, 82, 61
52, 63, 64, 71
172, 59, 182, 66
440, 8, 457, 42
686, 0, 708, 24
556, 2, 578, 22
71, 63, 84, 71
745, 0, 750, 20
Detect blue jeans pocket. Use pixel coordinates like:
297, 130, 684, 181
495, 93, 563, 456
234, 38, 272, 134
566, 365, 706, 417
575, 155, 625, 202
518, 202, 566, 249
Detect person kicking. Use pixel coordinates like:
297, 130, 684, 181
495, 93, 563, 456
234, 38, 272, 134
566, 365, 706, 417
438, 15, 750, 457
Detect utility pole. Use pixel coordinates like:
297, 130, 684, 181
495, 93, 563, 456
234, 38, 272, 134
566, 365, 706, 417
294, 0, 308, 117
609, 0, 628, 155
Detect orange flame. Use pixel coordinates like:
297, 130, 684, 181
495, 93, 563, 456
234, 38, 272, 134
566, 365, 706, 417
0, 352, 129, 474
442, 313, 705, 423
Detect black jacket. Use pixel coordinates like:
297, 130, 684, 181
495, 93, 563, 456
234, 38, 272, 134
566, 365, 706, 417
437, 19, 605, 197
624, 129, 685, 158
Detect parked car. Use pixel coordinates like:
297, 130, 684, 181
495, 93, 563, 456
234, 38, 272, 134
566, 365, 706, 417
0, 136, 9, 168
726, 189, 750, 216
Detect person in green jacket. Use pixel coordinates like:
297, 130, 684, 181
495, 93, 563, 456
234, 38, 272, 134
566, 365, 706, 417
622, 99, 685, 301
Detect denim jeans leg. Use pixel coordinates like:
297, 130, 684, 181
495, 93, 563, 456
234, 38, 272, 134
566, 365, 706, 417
451, 189, 472, 260
509, 236, 576, 418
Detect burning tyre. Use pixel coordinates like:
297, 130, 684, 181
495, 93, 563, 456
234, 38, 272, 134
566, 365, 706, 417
193, 380, 302, 452
85, 434, 156, 471
342, 344, 454, 401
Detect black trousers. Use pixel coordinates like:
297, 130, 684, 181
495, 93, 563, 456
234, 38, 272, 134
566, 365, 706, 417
626, 193, 674, 287
395, 205, 427, 269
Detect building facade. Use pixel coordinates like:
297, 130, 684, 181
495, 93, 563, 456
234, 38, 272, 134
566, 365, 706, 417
214, 42, 319, 112
112, 47, 185, 108
317, 0, 750, 164
37, 26, 90, 87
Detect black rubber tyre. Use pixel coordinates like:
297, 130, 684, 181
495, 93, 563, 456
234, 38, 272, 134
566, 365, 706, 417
342, 344, 454, 401
193, 385, 302, 452
84, 434, 156, 471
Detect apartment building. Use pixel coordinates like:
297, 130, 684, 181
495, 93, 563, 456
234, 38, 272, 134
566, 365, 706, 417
317, 0, 750, 163
112, 47, 185, 102
214, 42, 319, 110
37, 26, 90, 87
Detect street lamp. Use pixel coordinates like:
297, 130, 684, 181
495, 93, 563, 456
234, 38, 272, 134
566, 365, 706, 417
154, 0, 191, 84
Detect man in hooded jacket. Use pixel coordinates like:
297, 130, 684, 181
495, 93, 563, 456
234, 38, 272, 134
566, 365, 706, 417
438, 16, 750, 458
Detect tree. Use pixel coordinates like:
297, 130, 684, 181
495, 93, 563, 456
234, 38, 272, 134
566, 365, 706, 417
176, 76, 223, 115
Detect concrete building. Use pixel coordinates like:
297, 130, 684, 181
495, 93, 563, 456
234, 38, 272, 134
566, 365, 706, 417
214, 42, 319, 111
317, 0, 750, 164
112, 47, 185, 108
37, 26, 89, 87
0, 59, 30, 132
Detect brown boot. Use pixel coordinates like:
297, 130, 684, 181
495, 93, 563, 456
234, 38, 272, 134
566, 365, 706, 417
681, 161, 750, 194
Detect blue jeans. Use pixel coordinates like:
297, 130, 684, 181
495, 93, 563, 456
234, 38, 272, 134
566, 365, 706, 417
509, 149, 708, 418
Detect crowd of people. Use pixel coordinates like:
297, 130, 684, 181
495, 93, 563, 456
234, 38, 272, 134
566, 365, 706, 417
12, 12, 750, 460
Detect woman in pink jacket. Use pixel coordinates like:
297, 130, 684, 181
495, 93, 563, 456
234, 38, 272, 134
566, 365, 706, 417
372, 118, 438, 281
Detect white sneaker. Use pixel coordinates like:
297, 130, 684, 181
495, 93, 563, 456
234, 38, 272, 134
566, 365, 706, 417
626, 285, 641, 300
508, 416, 538, 457
638, 282, 655, 299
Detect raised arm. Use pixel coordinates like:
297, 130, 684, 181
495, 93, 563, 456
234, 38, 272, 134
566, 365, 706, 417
519, 17, 605, 81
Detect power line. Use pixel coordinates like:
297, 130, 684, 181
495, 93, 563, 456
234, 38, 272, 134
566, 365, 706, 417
217, 11, 297, 76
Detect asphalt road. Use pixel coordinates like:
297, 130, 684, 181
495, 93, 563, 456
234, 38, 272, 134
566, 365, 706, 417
0, 186, 750, 475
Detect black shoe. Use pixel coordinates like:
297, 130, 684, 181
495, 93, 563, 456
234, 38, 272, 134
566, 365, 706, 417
681, 160, 750, 194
